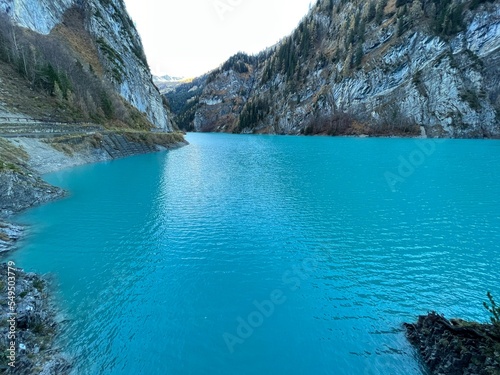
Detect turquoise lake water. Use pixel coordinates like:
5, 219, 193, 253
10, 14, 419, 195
7, 133, 500, 374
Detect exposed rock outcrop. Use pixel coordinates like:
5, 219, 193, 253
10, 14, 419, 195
0, 0, 73, 34
0, 170, 64, 218
404, 312, 500, 374
83, 0, 173, 130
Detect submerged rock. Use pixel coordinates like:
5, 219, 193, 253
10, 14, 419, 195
404, 312, 500, 375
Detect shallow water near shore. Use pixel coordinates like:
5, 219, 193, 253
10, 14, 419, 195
9, 133, 500, 374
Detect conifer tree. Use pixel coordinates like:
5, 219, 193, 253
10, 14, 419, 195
53, 81, 63, 101
367, 1, 377, 22
353, 44, 363, 68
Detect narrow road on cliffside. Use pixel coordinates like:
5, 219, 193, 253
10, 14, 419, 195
0, 118, 104, 138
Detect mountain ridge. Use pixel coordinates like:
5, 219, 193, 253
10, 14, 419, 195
168, 0, 500, 138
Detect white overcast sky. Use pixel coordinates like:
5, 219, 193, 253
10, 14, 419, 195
123, 0, 314, 78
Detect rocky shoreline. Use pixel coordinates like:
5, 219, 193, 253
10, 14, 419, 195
404, 312, 500, 375
0, 263, 70, 374
0, 131, 187, 373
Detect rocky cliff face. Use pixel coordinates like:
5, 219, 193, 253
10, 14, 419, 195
0, 0, 173, 131
84, 0, 172, 130
170, 0, 500, 137
0, 0, 73, 34
192, 54, 257, 132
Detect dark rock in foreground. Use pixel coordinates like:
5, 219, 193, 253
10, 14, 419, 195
404, 312, 500, 375
0, 264, 70, 374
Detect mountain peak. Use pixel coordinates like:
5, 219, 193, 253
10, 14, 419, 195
153, 75, 190, 94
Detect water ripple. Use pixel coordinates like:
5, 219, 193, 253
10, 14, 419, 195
9, 134, 500, 375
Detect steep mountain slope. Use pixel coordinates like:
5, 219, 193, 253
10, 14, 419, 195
0, 0, 188, 220
0, 0, 173, 131
169, 0, 500, 137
